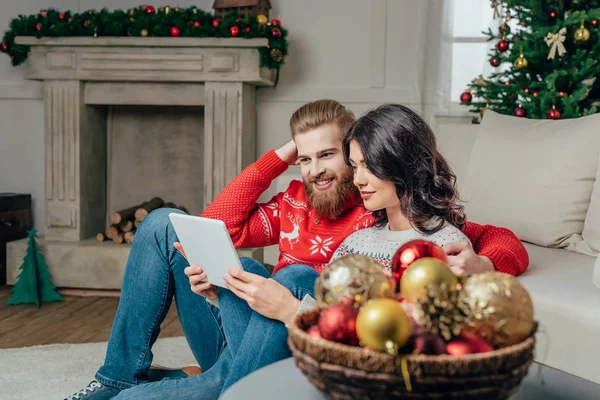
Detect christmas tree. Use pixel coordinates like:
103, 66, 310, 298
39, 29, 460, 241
461, 0, 600, 121
5, 230, 64, 307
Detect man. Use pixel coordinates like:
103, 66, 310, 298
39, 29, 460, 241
65, 100, 528, 400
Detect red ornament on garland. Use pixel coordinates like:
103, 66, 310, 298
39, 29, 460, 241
193, 21, 201, 28
497, 39, 509, 52
271, 18, 282, 26
490, 57, 501, 67
170, 26, 180, 37
390, 239, 448, 292
212, 18, 220, 28
271, 27, 282, 38
59, 13, 66, 20
245, 27, 251, 33
546, 106, 561, 120
145, 5, 156, 14
0, 42, 8, 53
230, 26, 240, 37
514, 106, 527, 118
549, 11, 557, 18
68, 17, 73, 22
593, 20, 598, 26
460, 92, 472, 103
318, 304, 359, 345
35, 23, 42, 32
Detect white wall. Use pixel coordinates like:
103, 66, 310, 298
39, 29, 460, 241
0, 0, 455, 241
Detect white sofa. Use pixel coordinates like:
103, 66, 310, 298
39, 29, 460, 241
435, 112, 600, 385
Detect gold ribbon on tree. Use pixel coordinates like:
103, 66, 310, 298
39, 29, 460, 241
545, 27, 567, 59
490, 0, 501, 19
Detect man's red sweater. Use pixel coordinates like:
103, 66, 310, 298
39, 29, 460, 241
202, 150, 529, 276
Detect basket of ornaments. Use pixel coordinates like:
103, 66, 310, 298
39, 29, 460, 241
287, 240, 536, 400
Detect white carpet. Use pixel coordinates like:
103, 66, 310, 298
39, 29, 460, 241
0, 337, 198, 400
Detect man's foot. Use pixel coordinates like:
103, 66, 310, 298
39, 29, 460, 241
63, 380, 120, 399
148, 365, 203, 381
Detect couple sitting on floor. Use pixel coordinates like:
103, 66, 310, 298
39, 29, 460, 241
65, 101, 528, 400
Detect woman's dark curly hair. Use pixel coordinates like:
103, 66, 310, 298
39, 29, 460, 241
343, 104, 466, 233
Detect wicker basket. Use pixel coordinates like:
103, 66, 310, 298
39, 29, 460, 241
288, 308, 535, 400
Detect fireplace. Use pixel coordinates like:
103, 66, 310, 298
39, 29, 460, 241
7, 37, 270, 289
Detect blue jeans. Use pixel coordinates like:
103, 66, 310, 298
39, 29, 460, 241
95, 208, 318, 399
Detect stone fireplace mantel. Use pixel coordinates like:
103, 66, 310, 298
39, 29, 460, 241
7, 37, 271, 289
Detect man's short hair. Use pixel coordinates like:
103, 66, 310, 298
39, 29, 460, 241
289, 99, 356, 139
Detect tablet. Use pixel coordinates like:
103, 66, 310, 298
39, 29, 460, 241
168, 213, 242, 288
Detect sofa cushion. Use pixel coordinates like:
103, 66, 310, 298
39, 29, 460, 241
579, 160, 600, 255
518, 243, 600, 384
461, 111, 600, 251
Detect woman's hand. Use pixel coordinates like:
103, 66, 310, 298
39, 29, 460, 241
223, 267, 301, 324
174, 242, 218, 300
443, 241, 495, 276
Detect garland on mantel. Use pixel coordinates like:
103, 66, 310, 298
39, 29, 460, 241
0, 6, 288, 70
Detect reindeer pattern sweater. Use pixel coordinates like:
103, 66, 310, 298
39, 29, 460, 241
201, 150, 530, 277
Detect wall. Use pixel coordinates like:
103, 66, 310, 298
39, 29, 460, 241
0, 1, 456, 257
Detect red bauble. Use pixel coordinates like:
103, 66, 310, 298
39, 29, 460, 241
271, 27, 282, 38
10, 55, 15, 60
390, 239, 448, 292
546, 107, 561, 120
490, 57, 501, 67
193, 21, 201, 28
414, 333, 447, 355
497, 39, 509, 52
35, 23, 42, 32
460, 92, 472, 103
212, 18, 220, 28
145, 5, 156, 14
0, 42, 8, 53
549, 11, 557, 18
236, 18, 243, 23
230, 26, 240, 37
593, 20, 598, 26
271, 18, 282, 26
307, 325, 322, 339
170, 26, 180, 37
318, 304, 359, 345
245, 27, 251, 33
446, 332, 493, 356
514, 107, 527, 117
68, 17, 73, 22
59, 13, 66, 20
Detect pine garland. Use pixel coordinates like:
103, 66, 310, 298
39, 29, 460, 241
0, 6, 288, 70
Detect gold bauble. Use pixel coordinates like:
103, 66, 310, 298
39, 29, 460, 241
257, 14, 269, 26
140, 29, 149, 37
400, 257, 457, 303
164, 6, 171, 15
192, 7, 199, 14
514, 55, 528, 70
315, 255, 394, 309
270, 48, 283, 62
128, 8, 135, 16
356, 298, 411, 354
461, 272, 534, 348
574, 27, 591, 42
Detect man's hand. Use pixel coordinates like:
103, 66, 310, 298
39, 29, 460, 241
443, 241, 495, 276
174, 242, 218, 300
275, 140, 298, 166
223, 268, 301, 324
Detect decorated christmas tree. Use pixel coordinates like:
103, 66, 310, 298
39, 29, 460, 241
5, 230, 64, 307
460, 0, 600, 121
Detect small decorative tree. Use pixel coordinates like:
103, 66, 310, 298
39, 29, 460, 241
5, 230, 64, 307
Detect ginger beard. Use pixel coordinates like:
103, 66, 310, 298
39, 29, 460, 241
303, 166, 358, 220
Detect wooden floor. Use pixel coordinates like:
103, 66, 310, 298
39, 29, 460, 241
0, 286, 184, 349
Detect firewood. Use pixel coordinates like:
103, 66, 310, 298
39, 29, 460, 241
105, 224, 120, 240
177, 205, 189, 214
125, 231, 135, 245
110, 204, 140, 225
163, 202, 176, 208
135, 197, 165, 221
96, 233, 107, 242
119, 220, 134, 233
113, 232, 125, 244
134, 220, 141, 229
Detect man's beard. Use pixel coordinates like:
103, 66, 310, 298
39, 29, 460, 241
304, 168, 358, 221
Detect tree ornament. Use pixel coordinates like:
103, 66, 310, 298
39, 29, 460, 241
170, 26, 180, 37
413, 282, 470, 340
270, 48, 283, 62
35, 23, 42, 32
212, 18, 220, 28
39, 10, 48, 18
414, 332, 447, 355
318, 303, 359, 345
88, 9, 96, 15
164, 6, 171, 15
480, 103, 490, 117
533, 92, 539, 97
230, 26, 240, 37
546, 105, 561, 120
497, 35, 509, 52
514, 105, 527, 117
145, 5, 156, 14
392, 240, 448, 293
593, 20, 598, 26
549, 10, 557, 18
514, 47, 528, 70
315, 255, 394, 309
93, 26, 98, 38
307, 325, 322, 339
400, 257, 457, 303
10, 55, 15, 60
490, 0, 501, 19
84, 20, 91, 28
140, 29, 149, 37
68, 17, 73, 22
460, 91, 472, 103
545, 27, 567, 59
446, 332, 493, 356
59, 13, 66, 20
0, 42, 8, 53
245, 27, 251, 33
193, 21, 201, 28
574, 19, 590, 42
271, 27, 282, 38
271, 18, 282, 26
490, 57, 501, 67
461, 272, 534, 348
356, 299, 411, 354
257, 14, 268, 26
192, 7, 199, 14
128, 8, 135, 16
